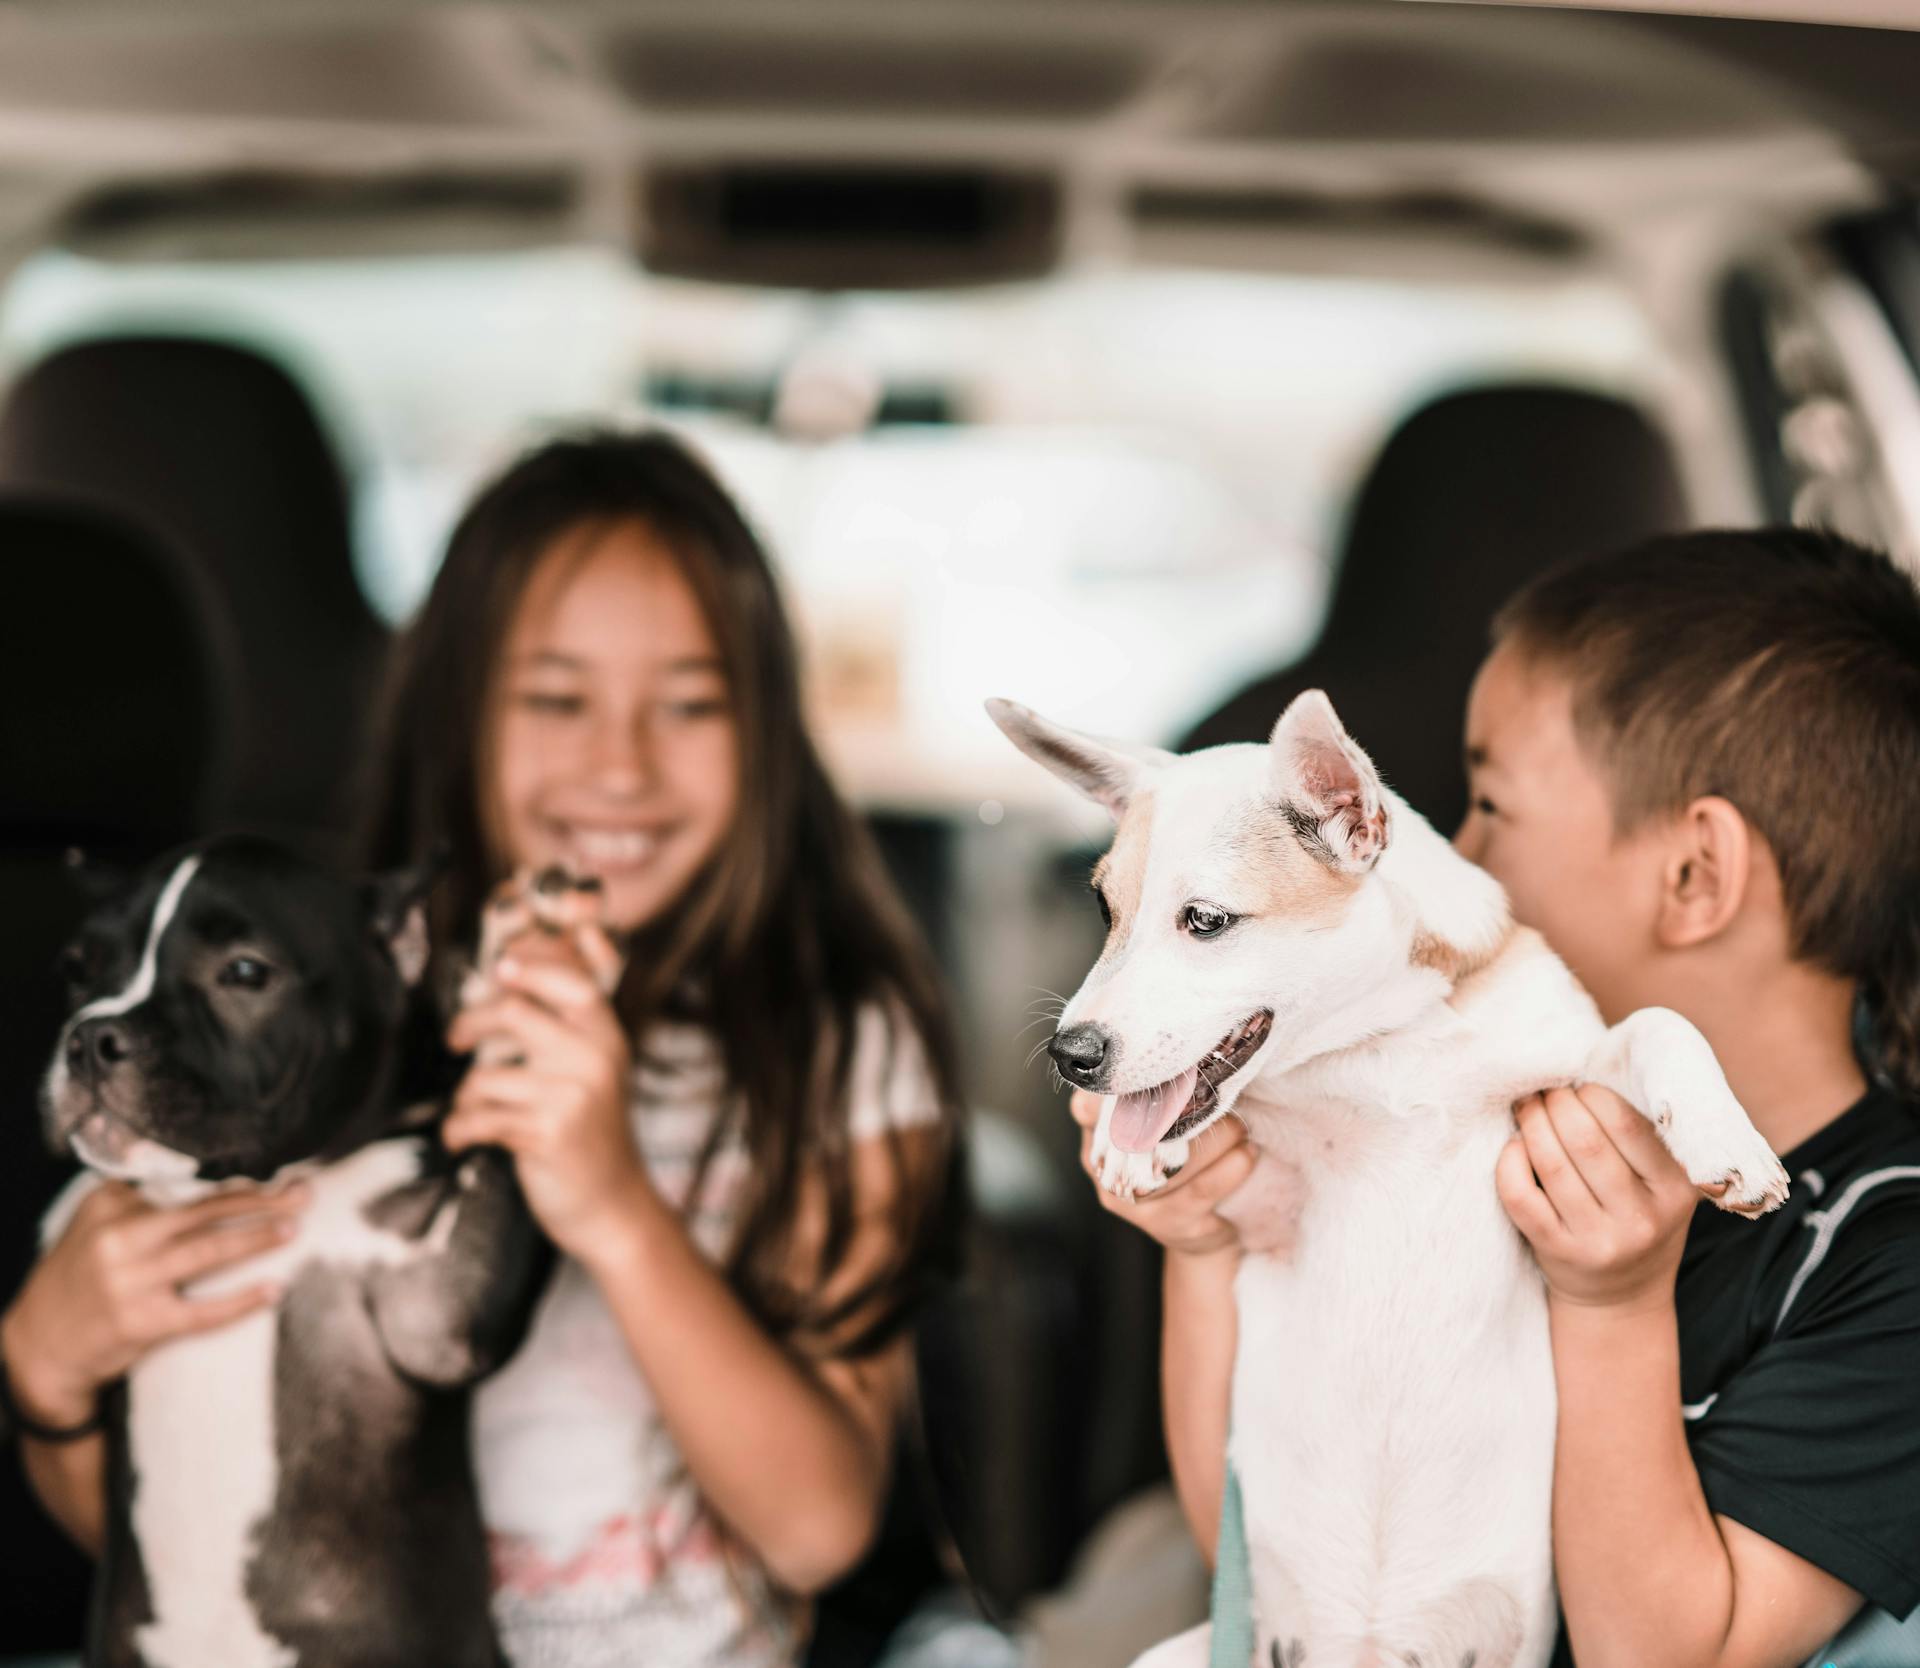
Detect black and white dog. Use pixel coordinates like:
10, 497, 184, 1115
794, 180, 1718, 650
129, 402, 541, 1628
38, 836, 550, 1668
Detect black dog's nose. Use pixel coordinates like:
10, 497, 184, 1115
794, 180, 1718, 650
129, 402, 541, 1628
1048, 1023, 1112, 1088
67, 1019, 131, 1075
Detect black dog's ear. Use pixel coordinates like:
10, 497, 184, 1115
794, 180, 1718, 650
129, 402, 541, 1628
362, 843, 449, 988
63, 847, 132, 904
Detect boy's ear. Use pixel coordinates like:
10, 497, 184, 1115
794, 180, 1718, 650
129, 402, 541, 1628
1655, 796, 1752, 950
361, 843, 449, 988
985, 698, 1174, 820
1269, 690, 1390, 872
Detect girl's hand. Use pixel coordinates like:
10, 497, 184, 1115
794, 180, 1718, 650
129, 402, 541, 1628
1, 1181, 304, 1428
1070, 1088, 1256, 1259
444, 932, 656, 1262
1496, 1083, 1728, 1312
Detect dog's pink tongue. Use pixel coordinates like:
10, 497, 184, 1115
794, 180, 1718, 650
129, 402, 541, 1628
1110, 1067, 1200, 1153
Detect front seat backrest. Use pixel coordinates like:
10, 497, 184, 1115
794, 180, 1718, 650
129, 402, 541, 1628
0, 335, 386, 844
1180, 383, 1689, 832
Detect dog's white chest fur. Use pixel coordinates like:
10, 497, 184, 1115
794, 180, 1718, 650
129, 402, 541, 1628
1231, 1081, 1560, 1667
51, 1140, 445, 1668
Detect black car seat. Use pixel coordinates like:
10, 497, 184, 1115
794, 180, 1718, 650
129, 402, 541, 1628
1180, 384, 1690, 833
0, 336, 386, 848
0, 495, 234, 1654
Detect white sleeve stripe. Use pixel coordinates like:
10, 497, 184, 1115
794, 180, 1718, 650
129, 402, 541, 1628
1773, 1165, 1920, 1337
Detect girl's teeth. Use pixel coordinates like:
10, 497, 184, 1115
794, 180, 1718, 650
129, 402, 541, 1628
567, 829, 659, 868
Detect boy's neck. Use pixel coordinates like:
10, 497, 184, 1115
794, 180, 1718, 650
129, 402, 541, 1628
1656, 961, 1867, 1159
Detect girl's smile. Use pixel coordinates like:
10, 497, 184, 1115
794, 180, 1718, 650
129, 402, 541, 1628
534, 818, 678, 878
486, 520, 740, 934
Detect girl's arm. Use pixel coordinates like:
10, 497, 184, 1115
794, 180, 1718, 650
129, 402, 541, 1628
2, 1181, 303, 1554
446, 948, 920, 1594
572, 1135, 922, 1593
2, 1326, 108, 1554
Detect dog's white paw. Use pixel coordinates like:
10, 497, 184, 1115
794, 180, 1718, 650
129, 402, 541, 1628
1657, 1099, 1791, 1216
1090, 1128, 1192, 1201
1095, 1143, 1164, 1201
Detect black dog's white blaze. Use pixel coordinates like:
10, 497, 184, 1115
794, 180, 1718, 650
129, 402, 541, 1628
52, 854, 203, 1184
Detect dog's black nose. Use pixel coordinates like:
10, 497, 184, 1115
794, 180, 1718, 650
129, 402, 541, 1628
67, 1019, 131, 1075
1048, 1023, 1112, 1088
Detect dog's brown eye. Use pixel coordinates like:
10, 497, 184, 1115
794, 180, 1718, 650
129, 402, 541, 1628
1183, 903, 1235, 939
218, 956, 274, 992
1090, 883, 1112, 927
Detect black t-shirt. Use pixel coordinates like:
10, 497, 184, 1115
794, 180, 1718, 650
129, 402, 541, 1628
1550, 1082, 1920, 1666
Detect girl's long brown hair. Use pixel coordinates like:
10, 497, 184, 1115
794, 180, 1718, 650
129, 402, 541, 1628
357, 428, 964, 1354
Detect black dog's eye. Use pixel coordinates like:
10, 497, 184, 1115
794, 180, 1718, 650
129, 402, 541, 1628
217, 956, 274, 992
1091, 883, 1113, 928
57, 944, 92, 988
1182, 903, 1236, 939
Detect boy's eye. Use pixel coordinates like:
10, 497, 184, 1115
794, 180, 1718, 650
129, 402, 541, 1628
1473, 795, 1499, 817
515, 691, 585, 717
663, 696, 729, 721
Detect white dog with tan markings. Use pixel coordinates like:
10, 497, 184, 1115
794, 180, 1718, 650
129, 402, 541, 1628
988, 689, 1789, 1668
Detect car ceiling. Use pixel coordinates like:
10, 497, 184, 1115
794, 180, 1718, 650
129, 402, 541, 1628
0, 1, 1912, 274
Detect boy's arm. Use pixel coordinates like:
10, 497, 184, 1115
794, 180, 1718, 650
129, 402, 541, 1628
1548, 1298, 1862, 1668
1501, 1086, 1868, 1668
1164, 1245, 1239, 1562
1069, 1090, 1254, 1562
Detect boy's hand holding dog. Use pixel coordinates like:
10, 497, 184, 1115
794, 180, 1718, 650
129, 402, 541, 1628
1497, 1082, 1731, 1313
1070, 1088, 1255, 1258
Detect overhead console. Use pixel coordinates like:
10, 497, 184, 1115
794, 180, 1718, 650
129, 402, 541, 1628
636, 163, 1062, 290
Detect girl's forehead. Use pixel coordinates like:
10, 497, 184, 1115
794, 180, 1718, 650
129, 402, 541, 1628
509, 523, 720, 667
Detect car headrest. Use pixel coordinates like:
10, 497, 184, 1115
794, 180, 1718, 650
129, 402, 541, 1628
1177, 383, 1687, 828
0, 334, 369, 627
1320, 381, 1687, 655
0, 333, 384, 835
0, 495, 233, 851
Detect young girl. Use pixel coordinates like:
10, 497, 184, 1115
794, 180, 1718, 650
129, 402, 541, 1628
4, 429, 965, 1667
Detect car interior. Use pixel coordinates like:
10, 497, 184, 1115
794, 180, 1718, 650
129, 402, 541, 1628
2, 3, 1918, 1664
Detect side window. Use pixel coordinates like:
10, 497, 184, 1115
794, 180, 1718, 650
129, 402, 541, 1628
1719, 216, 1920, 566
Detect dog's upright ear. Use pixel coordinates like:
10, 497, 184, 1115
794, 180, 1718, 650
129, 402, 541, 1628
1269, 690, 1390, 872
985, 698, 1172, 819
62, 846, 133, 904
361, 843, 448, 988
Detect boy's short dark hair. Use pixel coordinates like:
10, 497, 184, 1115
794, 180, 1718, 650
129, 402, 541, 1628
1493, 526, 1920, 1094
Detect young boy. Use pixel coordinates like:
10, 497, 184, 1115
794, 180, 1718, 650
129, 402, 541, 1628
1075, 526, 1920, 1668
